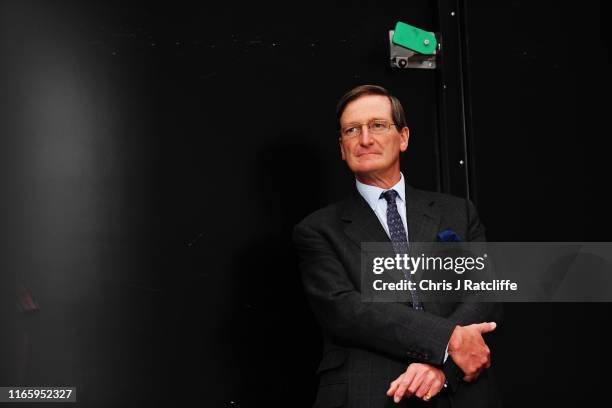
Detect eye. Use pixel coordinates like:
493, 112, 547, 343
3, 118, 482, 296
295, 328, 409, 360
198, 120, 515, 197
344, 127, 359, 135
372, 121, 386, 129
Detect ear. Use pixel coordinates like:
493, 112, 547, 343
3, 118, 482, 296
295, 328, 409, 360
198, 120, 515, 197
399, 127, 409, 152
339, 137, 346, 161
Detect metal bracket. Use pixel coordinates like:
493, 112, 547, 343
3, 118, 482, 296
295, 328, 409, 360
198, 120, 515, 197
388, 21, 440, 70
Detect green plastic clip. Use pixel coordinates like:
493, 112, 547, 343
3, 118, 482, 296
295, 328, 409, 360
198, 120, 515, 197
392, 21, 437, 55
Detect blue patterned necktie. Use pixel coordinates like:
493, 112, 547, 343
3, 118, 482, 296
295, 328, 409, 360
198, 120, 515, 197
380, 189, 424, 311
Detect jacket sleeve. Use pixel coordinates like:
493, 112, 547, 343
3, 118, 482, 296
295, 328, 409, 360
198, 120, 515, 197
293, 222, 455, 365
446, 198, 504, 326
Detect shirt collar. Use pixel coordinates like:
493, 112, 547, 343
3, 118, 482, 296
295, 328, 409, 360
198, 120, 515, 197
355, 172, 406, 209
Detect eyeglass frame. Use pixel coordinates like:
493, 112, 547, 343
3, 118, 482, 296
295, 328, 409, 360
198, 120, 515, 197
338, 119, 398, 140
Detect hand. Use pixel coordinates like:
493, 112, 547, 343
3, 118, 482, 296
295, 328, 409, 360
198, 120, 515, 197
448, 322, 496, 382
387, 363, 446, 403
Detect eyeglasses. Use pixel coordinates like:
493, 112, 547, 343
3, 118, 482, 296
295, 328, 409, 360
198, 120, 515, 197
340, 119, 396, 139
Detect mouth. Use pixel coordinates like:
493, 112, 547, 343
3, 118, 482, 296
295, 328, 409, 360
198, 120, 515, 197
356, 152, 380, 157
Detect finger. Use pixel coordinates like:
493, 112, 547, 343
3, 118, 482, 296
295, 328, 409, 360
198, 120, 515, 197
480, 354, 490, 370
463, 372, 479, 382
430, 379, 444, 397
394, 380, 410, 403
415, 373, 434, 399
406, 368, 426, 398
463, 369, 478, 382
462, 361, 479, 378
474, 321, 497, 333
387, 374, 403, 396
463, 367, 483, 382
422, 379, 443, 401
394, 367, 418, 403
402, 366, 418, 391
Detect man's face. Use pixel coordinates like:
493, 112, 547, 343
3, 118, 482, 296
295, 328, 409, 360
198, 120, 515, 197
339, 94, 409, 177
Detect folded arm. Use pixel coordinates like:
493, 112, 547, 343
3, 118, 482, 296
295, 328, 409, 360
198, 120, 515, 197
294, 222, 455, 365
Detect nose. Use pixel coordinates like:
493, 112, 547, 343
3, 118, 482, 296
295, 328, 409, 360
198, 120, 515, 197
358, 124, 374, 145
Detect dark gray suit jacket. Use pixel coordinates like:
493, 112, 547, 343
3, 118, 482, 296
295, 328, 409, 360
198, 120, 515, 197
293, 183, 503, 408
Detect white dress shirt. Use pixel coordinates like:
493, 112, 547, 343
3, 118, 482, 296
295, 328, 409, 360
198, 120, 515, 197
355, 172, 409, 241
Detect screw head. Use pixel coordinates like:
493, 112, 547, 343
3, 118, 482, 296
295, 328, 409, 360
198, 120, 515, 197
424, 39, 430, 46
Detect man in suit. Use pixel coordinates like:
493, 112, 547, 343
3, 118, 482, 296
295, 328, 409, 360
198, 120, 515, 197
293, 85, 502, 407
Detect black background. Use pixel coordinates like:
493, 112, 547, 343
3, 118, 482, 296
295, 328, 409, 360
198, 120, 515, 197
0, 1, 610, 407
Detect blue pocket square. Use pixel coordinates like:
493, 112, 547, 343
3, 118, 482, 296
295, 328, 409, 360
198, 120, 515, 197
437, 229, 463, 242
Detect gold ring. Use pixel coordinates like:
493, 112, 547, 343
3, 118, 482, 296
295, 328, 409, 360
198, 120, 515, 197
423, 392, 432, 401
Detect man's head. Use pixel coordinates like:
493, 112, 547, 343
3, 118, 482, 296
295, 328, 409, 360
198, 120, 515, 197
336, 85, 409, 184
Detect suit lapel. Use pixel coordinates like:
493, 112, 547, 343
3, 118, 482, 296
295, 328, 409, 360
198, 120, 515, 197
341, 190, 406, 296
340, 183, 442, 248
405, 184, 441, 243
404, 184, 443, 313
341, 189, 390, 245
